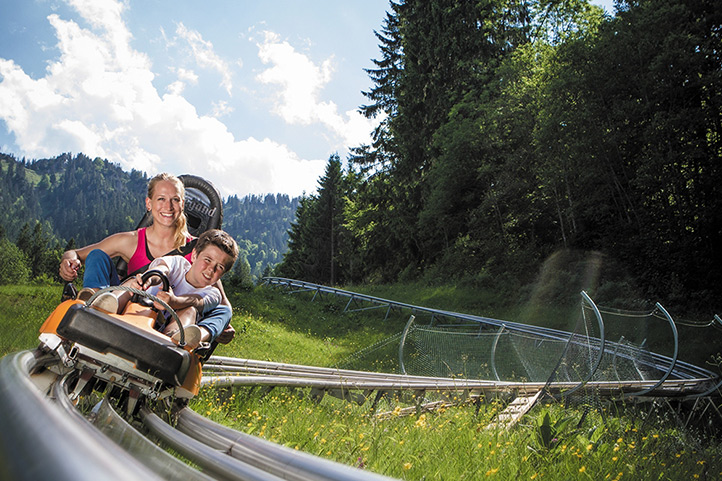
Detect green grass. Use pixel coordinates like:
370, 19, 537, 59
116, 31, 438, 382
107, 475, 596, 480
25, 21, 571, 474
3, 282, 722, 480
195, 385, 722, 480
0, 283, 63, 355
213, 285, 410, 366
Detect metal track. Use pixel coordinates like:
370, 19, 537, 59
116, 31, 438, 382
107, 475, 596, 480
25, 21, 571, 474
201, 356, 715, 398
0, 351, 161, 480
0, 350, 399, 480
0, 347, 719, 480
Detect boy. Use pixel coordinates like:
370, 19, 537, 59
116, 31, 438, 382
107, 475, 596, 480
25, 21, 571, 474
96, 229, 238, 349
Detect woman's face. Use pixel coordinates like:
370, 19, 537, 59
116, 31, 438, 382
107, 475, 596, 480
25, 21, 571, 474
145, 180, 184, 227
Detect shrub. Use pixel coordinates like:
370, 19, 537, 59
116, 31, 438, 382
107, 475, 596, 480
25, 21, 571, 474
0, 238, 30, 285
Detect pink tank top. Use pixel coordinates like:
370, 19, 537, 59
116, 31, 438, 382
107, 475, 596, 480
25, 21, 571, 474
127, 227, 194, 274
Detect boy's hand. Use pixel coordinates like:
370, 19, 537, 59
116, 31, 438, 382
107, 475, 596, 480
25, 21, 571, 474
153, 290, 175, 311
136, 272, 162, 290
128, 275, 143, 290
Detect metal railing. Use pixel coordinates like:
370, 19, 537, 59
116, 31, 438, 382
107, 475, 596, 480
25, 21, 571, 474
263, 277, 719, 396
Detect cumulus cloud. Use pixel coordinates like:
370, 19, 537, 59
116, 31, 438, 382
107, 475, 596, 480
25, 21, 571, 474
256, 31, 377, 149
0, 0, 326, 196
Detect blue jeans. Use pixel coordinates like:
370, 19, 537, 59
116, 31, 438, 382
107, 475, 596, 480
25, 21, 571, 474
82, 249, 121, 289
198, 304, 233, 342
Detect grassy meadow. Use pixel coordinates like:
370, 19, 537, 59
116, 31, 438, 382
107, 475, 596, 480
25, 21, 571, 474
2, 282, 722, 480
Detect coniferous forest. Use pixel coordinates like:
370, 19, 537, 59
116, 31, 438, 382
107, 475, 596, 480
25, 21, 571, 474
276, 0, 722, 316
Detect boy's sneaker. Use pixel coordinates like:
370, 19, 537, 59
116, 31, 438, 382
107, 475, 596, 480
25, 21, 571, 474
77, 287, 96, 302
171, 325, 202, 349
92, 292, 118, 313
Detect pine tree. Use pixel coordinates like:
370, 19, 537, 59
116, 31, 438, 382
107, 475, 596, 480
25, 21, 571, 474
277, 154, 349, 285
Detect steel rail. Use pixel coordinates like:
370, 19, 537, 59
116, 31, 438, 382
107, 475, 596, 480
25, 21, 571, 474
0, 347, 715, 481
205, 350, 714, 396
53, 361, 388, 481
175, 407, 395, 481
0, 351, 162, 481
92, 399, 217, 481
204, 367, 470, 386
201, 370, 713, 398
263, 277, 719, 387
204, 356, 492, 383
203, 356, 715, 390
544, 291, 606, 397
620, 302, 680, 398
50, 373, 214, 481
2, 350, 394, 481
140, 407, 285, 481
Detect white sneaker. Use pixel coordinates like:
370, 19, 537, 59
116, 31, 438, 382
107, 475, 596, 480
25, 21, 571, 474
92, 292, 118, 313
171, 325, 202, 349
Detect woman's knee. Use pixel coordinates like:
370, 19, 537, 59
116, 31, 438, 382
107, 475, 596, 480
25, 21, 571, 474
83, 249, 119, 288
86, 248, 112, 266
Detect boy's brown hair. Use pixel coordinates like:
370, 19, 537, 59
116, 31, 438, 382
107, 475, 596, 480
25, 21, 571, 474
194, 229, 239, 271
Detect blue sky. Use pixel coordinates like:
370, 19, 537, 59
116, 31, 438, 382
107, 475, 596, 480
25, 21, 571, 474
0, 0, 615, 198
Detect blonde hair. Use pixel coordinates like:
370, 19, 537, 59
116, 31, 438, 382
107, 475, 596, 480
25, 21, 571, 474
147, 173, 190, 250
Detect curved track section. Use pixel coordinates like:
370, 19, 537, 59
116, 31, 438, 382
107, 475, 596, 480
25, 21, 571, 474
0, 350, 399, 480
173, 408, 392, 481
0, 351, 161, 481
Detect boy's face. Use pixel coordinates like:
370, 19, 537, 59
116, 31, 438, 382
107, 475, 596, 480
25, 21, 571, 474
187, 245, 232, 288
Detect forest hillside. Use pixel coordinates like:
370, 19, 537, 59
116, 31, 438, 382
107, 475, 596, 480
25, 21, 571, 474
0, 152, 299, 282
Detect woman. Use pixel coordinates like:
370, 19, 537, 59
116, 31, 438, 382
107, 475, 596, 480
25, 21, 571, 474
58, 172, 234, 344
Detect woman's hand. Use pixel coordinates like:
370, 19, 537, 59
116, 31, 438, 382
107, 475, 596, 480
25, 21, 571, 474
59, 255, 81, 282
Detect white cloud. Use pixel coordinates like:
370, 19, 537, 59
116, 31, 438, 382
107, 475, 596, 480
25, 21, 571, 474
0, 0, 325, 197
175, 22, 233, 96
256, 31, 377, 148
166, 67, 198, 95
210, 100, 233, 118
175, 67, 199, 85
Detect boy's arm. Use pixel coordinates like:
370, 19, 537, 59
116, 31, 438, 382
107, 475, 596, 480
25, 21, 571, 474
165, 287, 220, 312
140, 258, 171, 287
143, 256, 211, 311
